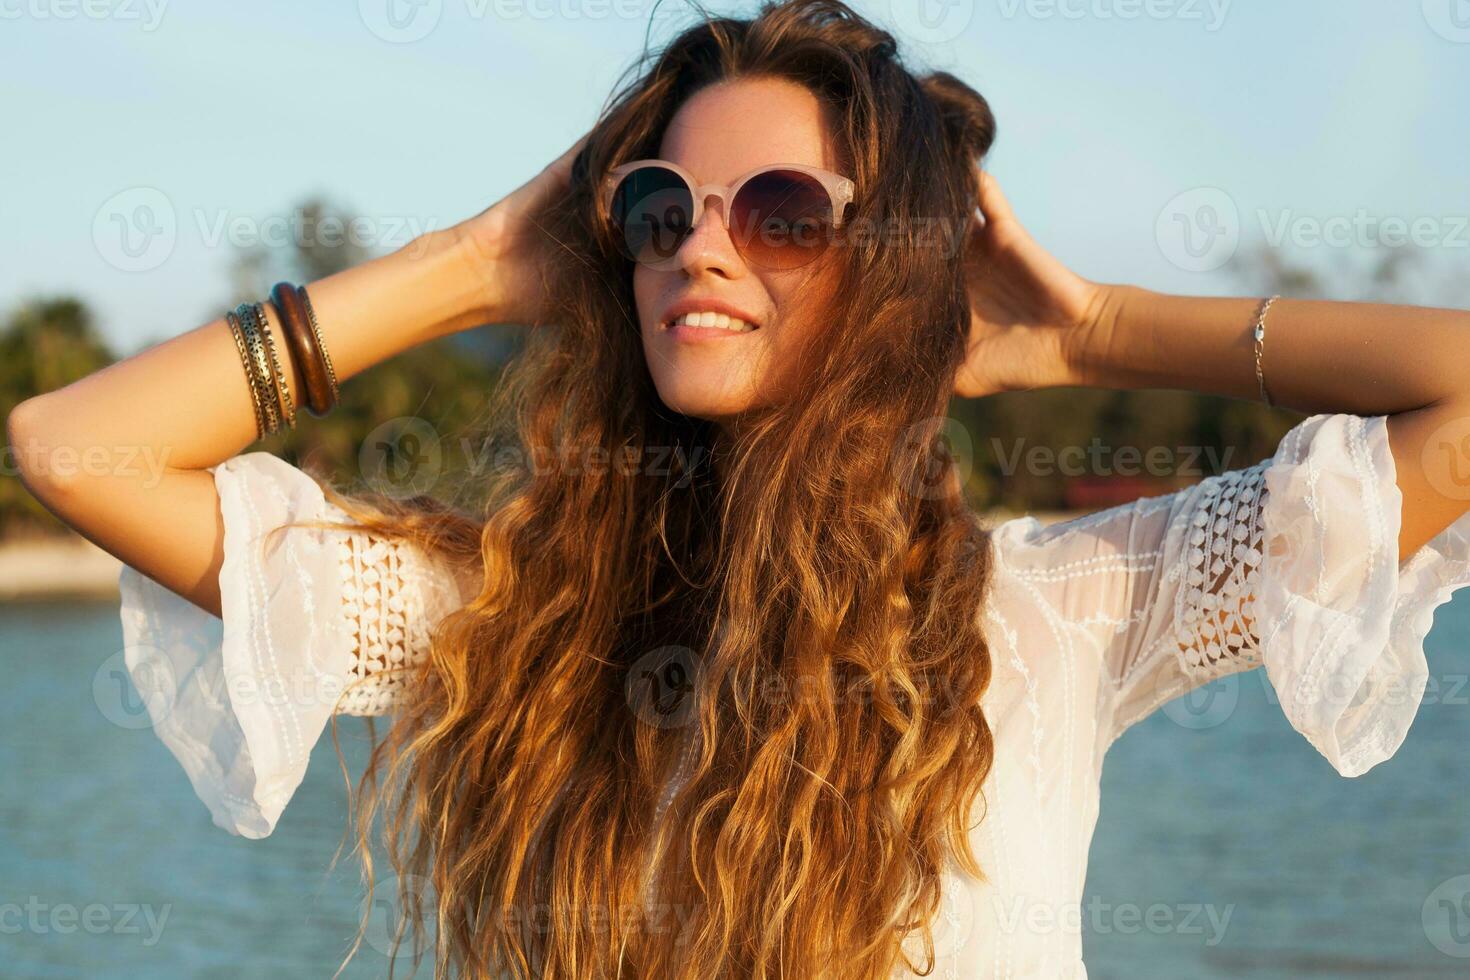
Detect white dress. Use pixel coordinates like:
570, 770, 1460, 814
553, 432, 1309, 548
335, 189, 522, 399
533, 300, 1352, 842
116, 412, 1470, 978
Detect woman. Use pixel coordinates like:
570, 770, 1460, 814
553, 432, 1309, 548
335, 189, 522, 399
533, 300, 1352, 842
10, 0, 1470, 976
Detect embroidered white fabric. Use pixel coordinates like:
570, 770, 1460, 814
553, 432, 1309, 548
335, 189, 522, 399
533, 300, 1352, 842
117, 452, 472, 839
334, 526, 455, 717
118, 414, 1470, 977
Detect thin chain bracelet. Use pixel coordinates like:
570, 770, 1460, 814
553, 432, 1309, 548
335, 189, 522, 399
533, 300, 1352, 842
225, 308, 268, 439
1252, 294, 1281, 408
235, 303, 282, 436
252, 301, 297, 430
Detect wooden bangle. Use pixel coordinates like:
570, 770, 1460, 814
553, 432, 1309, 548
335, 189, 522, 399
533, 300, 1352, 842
270, 282, 335, 417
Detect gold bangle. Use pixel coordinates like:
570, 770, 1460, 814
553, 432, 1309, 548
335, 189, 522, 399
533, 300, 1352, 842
241, 304, 281, 435
235, 303, 282, 436
226, 308, 267, 440
253, 301, 297, 430
298, 286, 338, 406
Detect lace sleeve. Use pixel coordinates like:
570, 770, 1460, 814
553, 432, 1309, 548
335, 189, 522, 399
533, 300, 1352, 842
1171, 462, 1268, 678
991, 413, 1470, 777
117, 451, 473, 838
334, 511, 470, 716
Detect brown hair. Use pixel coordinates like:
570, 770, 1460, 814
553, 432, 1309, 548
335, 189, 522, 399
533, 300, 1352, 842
306, 1, 1001, 976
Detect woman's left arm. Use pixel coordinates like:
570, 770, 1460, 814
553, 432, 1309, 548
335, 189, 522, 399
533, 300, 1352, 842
1073, 287, 1470, 558
956, 170, 1470, 559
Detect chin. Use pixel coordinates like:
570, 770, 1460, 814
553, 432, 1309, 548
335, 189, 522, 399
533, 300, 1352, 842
656, 394, 748, 424
651, 378, 760, 423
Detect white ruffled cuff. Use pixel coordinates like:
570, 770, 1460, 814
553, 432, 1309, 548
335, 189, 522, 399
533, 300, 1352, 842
1257, 413, 1470, 777
117, 452, 356, 838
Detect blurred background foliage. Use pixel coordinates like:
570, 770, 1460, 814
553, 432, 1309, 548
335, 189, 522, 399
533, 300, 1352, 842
1, 298, 118, 537
3, 197, 1465, 538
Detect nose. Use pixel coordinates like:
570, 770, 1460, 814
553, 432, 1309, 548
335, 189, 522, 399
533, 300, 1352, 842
673, 193, 744, 278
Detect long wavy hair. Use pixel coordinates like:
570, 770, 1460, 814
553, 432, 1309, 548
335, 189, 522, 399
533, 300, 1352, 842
298, 1, 1001, 976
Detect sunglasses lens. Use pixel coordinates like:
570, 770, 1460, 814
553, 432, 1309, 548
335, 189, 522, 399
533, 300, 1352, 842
609, 166, 694, 267
730, 170, 836, 270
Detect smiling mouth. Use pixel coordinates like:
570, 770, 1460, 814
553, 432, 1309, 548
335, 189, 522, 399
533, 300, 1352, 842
661, 311, 761, 333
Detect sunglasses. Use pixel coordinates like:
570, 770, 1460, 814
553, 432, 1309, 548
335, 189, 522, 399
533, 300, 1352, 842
600, 159, 855, 271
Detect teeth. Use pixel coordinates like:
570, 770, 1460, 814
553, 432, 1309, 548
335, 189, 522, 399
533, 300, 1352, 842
669, 311, 755, 332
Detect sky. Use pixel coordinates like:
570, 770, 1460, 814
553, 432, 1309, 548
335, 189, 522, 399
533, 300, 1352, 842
3, 0, 1468, 355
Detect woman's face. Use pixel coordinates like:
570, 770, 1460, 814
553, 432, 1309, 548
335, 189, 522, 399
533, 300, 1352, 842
634, 76, 847, 426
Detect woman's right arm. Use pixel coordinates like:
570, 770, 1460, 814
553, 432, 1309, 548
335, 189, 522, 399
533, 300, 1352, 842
5, 133, 587, 620
6, 230, 486, 619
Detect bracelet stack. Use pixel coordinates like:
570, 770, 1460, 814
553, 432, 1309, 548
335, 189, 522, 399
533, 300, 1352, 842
225, 282, 340, 439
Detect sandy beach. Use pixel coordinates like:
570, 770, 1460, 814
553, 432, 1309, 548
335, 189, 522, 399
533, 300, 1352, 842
0, 534, 122, 601
0, 510, 1082, 602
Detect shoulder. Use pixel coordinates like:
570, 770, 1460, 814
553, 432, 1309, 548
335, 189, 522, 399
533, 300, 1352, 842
984, 499, 1177, 579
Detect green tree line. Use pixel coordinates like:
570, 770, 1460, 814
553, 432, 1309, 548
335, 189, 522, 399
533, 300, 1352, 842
3, 199, 1458, 539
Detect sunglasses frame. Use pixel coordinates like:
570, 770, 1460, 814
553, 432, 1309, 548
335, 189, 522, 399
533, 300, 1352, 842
599, 158, 856, 269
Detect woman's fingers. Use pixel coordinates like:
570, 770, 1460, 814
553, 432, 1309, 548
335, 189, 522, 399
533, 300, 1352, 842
501, 130, 591, 219
975, 169, 1016, 228
454, 130, 593, 324
536, 130, 591, 202
544, 130, 590, 184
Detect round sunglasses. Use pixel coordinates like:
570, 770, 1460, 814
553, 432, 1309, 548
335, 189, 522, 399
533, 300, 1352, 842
600, 160, 855, 271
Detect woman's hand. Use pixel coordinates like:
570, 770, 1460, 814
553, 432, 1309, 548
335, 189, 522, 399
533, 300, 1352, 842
448, 130, 590, 328
953, 170, 1110, 398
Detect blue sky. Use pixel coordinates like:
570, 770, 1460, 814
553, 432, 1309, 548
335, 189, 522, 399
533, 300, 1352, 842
4, 0, 1468, 354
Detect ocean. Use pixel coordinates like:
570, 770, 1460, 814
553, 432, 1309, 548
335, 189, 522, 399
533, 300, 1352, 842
3, 596, 1469, 979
